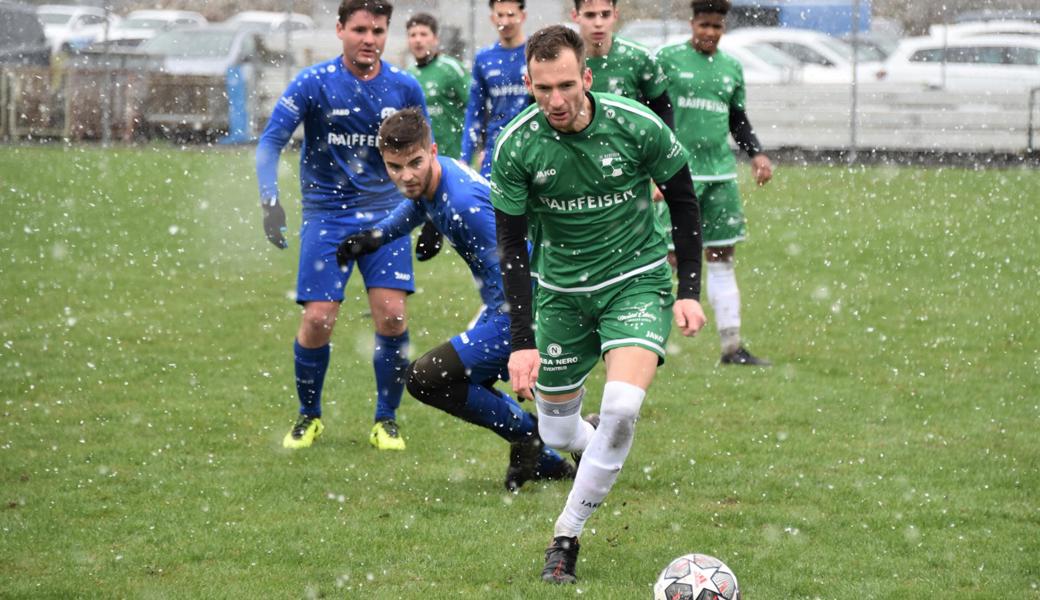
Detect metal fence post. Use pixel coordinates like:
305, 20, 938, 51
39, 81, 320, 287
1029, 87, 1040, 153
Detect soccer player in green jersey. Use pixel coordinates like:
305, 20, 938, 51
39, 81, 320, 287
406, 12, 470, 261
491, 25, 706, 584
657, 0, 774, 366
571, 0, 672, 121
406, 13, 468, 160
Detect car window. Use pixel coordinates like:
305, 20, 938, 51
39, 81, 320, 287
946, 46, 1004, 64
910, 48, 945, 62
83, 15, 107, 26
1006, 46, 1040, 65
38, 13, 73, 25
772, 42, 834, 66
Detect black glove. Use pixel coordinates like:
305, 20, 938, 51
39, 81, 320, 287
415, 221, 443, 261
261, 200, 288, 249
336, 230, 383, 268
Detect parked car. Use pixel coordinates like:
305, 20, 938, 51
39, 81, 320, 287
724, 27, 880, 82
725, 27, 878, 66
140, 26, 265, 75
877, 34, 1040, 91
106, 9, 207, 47
929, 20, 1040, 39
618, 19, 688, 48
36, 4, 119, 54
225, 10, 315, 34
1, 1, 49, 65
955, 9, 1040, 24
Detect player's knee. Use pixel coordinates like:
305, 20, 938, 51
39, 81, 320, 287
373, 311, 407, 336
600, 382, 645, 423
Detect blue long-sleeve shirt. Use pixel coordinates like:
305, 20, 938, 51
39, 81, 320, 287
372, 157, 506, 312
256, 57, 429, 212
460, 42, 530, 177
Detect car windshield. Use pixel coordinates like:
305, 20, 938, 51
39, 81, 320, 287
816, 36, 855, 61
142, 30, 236, 58
37, 12, 74, 25
744, 42, 800, 67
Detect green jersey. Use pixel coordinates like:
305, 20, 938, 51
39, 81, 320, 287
656, 42, 746, 180
587, 35, 668, 102
490, 92, 688, 293
409, 54, 469, 159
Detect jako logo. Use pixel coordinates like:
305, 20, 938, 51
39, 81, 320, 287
535, 168, 557, 182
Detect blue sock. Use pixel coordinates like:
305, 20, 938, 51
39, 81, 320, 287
373, 331, 409, 422
294, 340, 329, 417
463, 384, 540, 443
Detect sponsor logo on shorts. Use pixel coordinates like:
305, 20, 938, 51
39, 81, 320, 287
394, 272, 412, 281
547, 343, 563, 357
542, 343, 579, 372
617, 301, 658, 324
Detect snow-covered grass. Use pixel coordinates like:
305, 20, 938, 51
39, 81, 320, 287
1, 145, 1037, 597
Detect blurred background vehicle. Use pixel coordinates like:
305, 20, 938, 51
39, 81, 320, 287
225, 10, 315, 34
877, 34, 1040, 91
724, 27, 880, 82
139, 25, 266, 76
106, 9, 207, 47
928, 20, 1040, 39
36, 4, 119, 54
618, 19, 688, 48
1, 1, 50, 65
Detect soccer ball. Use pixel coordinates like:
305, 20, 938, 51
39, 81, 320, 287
652, 553, 741, 600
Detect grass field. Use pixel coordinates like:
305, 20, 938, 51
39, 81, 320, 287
1, 144, 1038, 598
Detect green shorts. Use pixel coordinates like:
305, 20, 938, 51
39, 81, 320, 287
534, 264, 674, 394
655, 178, 746, 248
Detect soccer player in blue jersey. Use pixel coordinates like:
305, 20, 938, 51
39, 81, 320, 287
461, 0, 531, 178
254, 0, 429, 452
336, 108, 576, 491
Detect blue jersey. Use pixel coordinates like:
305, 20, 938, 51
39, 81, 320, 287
461, 42, 530, 176
256, 57, 429, 212
374, 157, 505, 312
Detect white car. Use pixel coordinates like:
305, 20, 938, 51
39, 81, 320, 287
724, 27, 881, 81
36, 4, 120, 54
929, 20, 1040, 39
107, 9, 208, 46
878, 34, 1040, 91
618, 19, 689, 48
225, 11, 315, 34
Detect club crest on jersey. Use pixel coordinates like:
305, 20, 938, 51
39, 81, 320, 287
599, 154, 624, 178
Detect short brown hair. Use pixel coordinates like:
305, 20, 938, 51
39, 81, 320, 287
691, 0, 730, 16
525, 25, 585, 69
489, 0, 525, 8
377, 107, 431, 153
338, 0, 394, 24
573, 0, 617, 10
406, 12, 438, 35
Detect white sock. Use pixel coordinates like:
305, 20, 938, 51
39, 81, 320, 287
706, 259, 742, 354
536, 389, 594, 453
554, 381, 645, 538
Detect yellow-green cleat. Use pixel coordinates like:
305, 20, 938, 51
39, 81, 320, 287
369, 419, 405, 451
283, 415, 324, 449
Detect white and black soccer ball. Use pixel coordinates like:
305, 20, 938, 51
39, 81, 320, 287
652, 553, 741, 600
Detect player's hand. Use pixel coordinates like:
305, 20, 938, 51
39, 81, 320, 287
415, 221, 443, 262
336, 230, 383, 268
261, 201, 288, 249
751, 154, 773, 186
651, 183, 664, 202
673, 299, 706, 337
507, 349, 541, 401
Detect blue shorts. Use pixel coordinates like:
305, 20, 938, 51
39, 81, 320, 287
296, 208, 415, 305
449, 308, 511, 384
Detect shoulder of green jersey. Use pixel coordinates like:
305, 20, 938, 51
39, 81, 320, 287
654, 42, 686, 60
440, 55, 467, 79
614, 36, 653, 56
493, 106, 541, 162
599, 96, 664, 129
